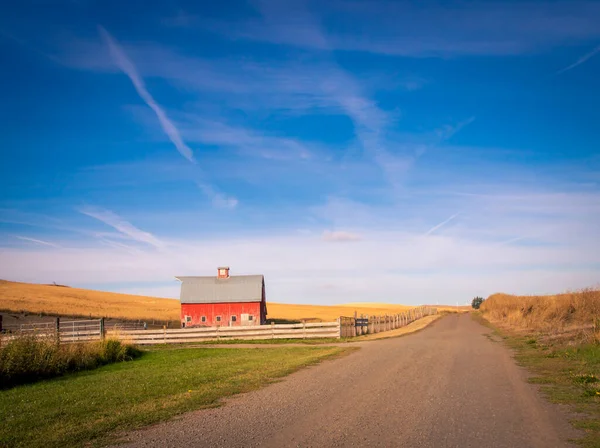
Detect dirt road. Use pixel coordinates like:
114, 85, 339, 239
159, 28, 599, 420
116, 314, 578, 447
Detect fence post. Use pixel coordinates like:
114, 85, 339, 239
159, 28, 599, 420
303, 320, 306, 339
163, 325, 167, 344
100, 317, 105, 341
271, 321, 275, 339
55, 317, 60, 345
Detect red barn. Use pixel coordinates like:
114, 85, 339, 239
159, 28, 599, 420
176, 267, 267, 327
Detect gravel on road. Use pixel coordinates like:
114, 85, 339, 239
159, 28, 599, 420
114, 314, 579, 448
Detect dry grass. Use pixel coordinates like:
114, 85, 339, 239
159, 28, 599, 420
480, 288, 600, 343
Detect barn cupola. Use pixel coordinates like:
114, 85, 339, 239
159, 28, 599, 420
217, 266, 230, 279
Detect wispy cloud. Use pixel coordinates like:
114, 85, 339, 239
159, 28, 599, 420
79, 207, 165, 248
98, 238, 143, 255
435, 117, 476, 141
15, 236, 61, 248
98, 26, 195, 163
425, 213, 460, 235
322, 230, 362, 242
201, 1, 600, 57
197, 184, 239, 209
499, 236, 526, 246
556, 43, 600, 74
179, 117, 314, 161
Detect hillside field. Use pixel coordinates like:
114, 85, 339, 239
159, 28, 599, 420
0, 280, 444, 323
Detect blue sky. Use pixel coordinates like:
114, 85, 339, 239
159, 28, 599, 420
1, 0, 599, 305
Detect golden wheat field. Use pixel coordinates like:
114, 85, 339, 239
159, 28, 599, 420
0, 280, 181, 321
0, 280, 430, 322
266, 302, 411, 322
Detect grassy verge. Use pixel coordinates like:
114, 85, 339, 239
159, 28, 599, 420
0, 345, 353, 448
474, 313, 600, 447
142, 337, 349, 349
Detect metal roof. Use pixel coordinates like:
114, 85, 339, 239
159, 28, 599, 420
176, 275, 264, 304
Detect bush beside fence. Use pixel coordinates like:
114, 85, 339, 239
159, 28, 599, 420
0, 335, 140, 389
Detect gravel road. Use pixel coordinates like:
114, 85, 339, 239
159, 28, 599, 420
115, 314, 579, 448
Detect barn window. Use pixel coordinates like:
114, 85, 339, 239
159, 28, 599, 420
231, 315, 237, 322
185, 316, 191, 322
201, 316, 206, 323
216, 316, 221, 322
248, 315, 253, 321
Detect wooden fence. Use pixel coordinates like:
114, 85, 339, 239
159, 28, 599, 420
2, 306, 437, 346
59, 319, 103, 343
107, 321, 340, 345
339, 306, 437, 337
1, 318, 103, 343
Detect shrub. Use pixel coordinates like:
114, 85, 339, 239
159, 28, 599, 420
472, 297, 484, 309
0, 335, 141, 389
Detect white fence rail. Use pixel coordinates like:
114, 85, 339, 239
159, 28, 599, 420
59, 319, 102, 343
0, 319, 103, 343
339, 306, 437, 337
108, 321, 341, 345
3, 305, 438, 346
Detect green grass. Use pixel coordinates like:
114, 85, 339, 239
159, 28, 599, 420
0, 345, 352, 448
474, 313, 600, 447
143, 337, 349, 348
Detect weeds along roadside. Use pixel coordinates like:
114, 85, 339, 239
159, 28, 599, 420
473, 311, 600, 447
479, 288, 600, 341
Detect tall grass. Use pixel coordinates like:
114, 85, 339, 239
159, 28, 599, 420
0, 335, 141, 389
480, 288, 600, 340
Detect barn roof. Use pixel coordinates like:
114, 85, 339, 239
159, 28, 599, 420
175, 275, 264, 304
